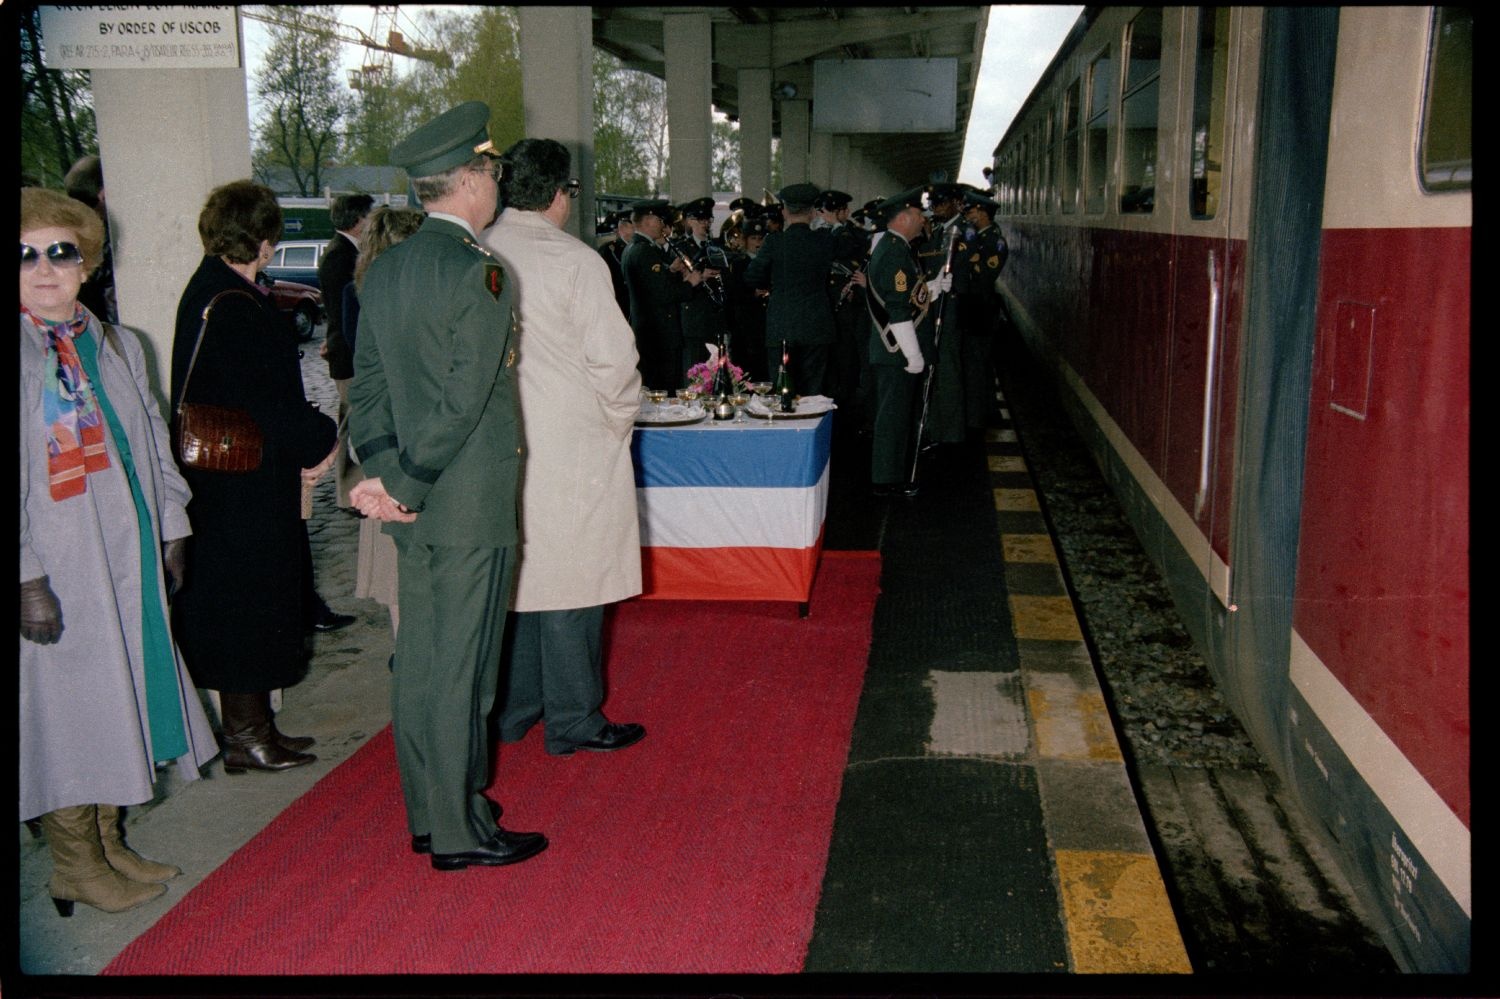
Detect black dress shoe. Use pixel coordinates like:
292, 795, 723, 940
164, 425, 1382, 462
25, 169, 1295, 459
430, 828, 547, 871
411, 799, 504, 854
309, 607, 356, 633
548, 721, 646, 756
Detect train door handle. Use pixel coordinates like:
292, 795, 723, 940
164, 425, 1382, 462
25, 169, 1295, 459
1194, 250, 1221, 520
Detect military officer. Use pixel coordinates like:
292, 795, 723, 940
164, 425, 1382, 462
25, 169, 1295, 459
960, 190, 1009, 431
621, 199, 703, 391
347, 101, 546, 870
866, 188, 931, 497
915, 182, 968, 446
744, 182, 837, 396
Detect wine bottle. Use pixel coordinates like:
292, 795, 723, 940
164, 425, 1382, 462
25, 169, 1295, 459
773, 341, 794, 412
710, 332, 733, 402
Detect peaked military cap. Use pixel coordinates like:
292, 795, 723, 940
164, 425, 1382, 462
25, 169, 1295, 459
391, 101, 497, 179
596, 213, 617, 236
814, 189, 853, 211
964, 190, 1001, 215
876, 186, 927, 220
742, 216, 770, 238
729, 197, 764, 217
777, 182, 822, 207
677, 196, 716, 220
927, 181, 966, 204
631, 199, 676, 222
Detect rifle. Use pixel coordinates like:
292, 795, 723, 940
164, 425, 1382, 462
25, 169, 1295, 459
909, 218, 961, 486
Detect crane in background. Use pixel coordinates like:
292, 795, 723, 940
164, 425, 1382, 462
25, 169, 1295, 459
239, 4, 453, 88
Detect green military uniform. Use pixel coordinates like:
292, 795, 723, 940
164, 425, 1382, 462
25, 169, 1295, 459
866, 190, 932, 488
348, 103, 530, 860
916, 197, 967, 445
960, 192, 1009, 429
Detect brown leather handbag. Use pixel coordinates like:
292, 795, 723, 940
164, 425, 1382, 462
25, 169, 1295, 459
173, 290, 264, 473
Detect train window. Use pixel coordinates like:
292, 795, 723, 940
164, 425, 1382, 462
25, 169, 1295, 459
1061, 79, 1081, 214
1043, 108, 1056, 214
1420, 6, 1472, 191
1085, 47, 1113, 213
1120, 8, 1162, 214
1189, 7, 1230, 219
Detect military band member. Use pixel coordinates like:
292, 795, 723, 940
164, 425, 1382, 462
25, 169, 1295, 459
348, 101, 546, 870
744, 182, 836, 396
597, 210, 634, 318
816, 189, 870, 409
673, 196, 728, 373
915, 182, 967, 446
726, 214, 770, 380
621, 199, 703, 391
866, 188, 931, 497
960, 191, 1009, 430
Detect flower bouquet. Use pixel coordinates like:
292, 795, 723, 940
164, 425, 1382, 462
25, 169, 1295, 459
684, 343, 751, 395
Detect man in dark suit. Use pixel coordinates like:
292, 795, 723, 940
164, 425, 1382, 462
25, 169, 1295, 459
348, 101, 547, 872
319, 195, 372, 506
744, 182, 837, 396
621, 199, 703, 391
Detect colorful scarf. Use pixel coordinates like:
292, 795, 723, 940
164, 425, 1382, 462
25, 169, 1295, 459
26, 303, 112, 500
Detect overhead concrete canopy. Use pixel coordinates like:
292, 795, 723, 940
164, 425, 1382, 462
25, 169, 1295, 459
592, 6, 989, 189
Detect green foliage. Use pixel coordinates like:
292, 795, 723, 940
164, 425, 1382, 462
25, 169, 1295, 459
20, 7, 96, 188
712, 118, 741, 192
251, 5, 352, 196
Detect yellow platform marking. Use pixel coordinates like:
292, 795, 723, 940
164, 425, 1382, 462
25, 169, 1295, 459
988, 454, 1027, 472
1008, 595, 1081, 640
1002, 533, 1058, 564
984, 428, 1018, 443
994, 488, 1040, 512
1054, 850, 1192, 973
1024, 671, 1122, 762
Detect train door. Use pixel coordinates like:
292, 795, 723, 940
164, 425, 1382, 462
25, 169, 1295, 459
1158, 8, 1252, 666
1216, 8, 1341, 753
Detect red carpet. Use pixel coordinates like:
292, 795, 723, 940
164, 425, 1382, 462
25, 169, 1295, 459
104, 552, 880, 975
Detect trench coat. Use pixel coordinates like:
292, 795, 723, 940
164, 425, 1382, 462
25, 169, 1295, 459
20, 311, 219, 819
482, 208, 643, 612
169, 256, 336, 692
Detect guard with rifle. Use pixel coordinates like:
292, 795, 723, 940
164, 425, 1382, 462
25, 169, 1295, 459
915, 182, 968, 447
865, 187, 930, 497
744, 182, 837, 397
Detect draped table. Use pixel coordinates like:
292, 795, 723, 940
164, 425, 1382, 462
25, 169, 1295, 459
630, 411, 832, 613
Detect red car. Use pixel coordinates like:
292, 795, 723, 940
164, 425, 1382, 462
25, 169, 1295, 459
256, 273, 323, 342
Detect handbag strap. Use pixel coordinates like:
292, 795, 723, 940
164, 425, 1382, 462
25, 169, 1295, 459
176, 289, 258, 415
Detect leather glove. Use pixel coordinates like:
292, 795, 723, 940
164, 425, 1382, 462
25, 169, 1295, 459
162, 538, 188, 599
20, 576, 62, 645
890, 320, 925, 374
929, 270, 953, 296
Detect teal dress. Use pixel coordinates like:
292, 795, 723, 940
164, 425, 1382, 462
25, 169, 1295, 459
75, 332, 188, 761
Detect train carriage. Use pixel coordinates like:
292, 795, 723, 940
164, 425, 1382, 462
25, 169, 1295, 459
990, 6, 1470, 972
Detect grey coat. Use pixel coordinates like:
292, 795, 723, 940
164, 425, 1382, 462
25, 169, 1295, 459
19, 312, 219, 819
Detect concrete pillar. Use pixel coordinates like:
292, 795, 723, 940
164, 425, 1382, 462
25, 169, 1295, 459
519, 6, 595, 244
663, 11, 713, 201
781, 99, 810, 184
809, 130, 833, 190
738, 67, 772, 200
92, 67, 251, 404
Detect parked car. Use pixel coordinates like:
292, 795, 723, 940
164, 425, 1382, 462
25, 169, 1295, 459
256, 272, 323, 342
262, 239, 328, 288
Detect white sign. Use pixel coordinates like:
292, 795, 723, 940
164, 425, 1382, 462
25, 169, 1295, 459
38, 6, 241, 70
812, 58, 959, 134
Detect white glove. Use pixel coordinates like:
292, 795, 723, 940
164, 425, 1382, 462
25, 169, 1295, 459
929, 270, 953, 296
890, 320, 925, 374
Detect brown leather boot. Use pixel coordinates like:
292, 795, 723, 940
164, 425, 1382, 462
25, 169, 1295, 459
96, 804, 180, 883
41, 805, 165, 916
268, 717, 315, 752
220, 691, 316, 774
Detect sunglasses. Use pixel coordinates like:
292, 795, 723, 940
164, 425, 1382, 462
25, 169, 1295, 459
20, 241, 84, 269
565, 179, 581, 199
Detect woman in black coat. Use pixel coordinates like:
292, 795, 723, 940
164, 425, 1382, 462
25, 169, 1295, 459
169, 180, 336, 774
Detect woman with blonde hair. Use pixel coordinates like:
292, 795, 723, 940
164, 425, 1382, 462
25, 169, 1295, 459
20, 187, 220, 915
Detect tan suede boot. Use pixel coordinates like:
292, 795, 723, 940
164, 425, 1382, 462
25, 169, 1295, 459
96, 804, 180, 883
40, 805, 166, 916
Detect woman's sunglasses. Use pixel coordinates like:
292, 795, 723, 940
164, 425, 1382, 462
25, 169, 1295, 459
21, 241, 84, 269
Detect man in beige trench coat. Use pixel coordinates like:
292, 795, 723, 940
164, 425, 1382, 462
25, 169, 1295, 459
482, 138, 647, 756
